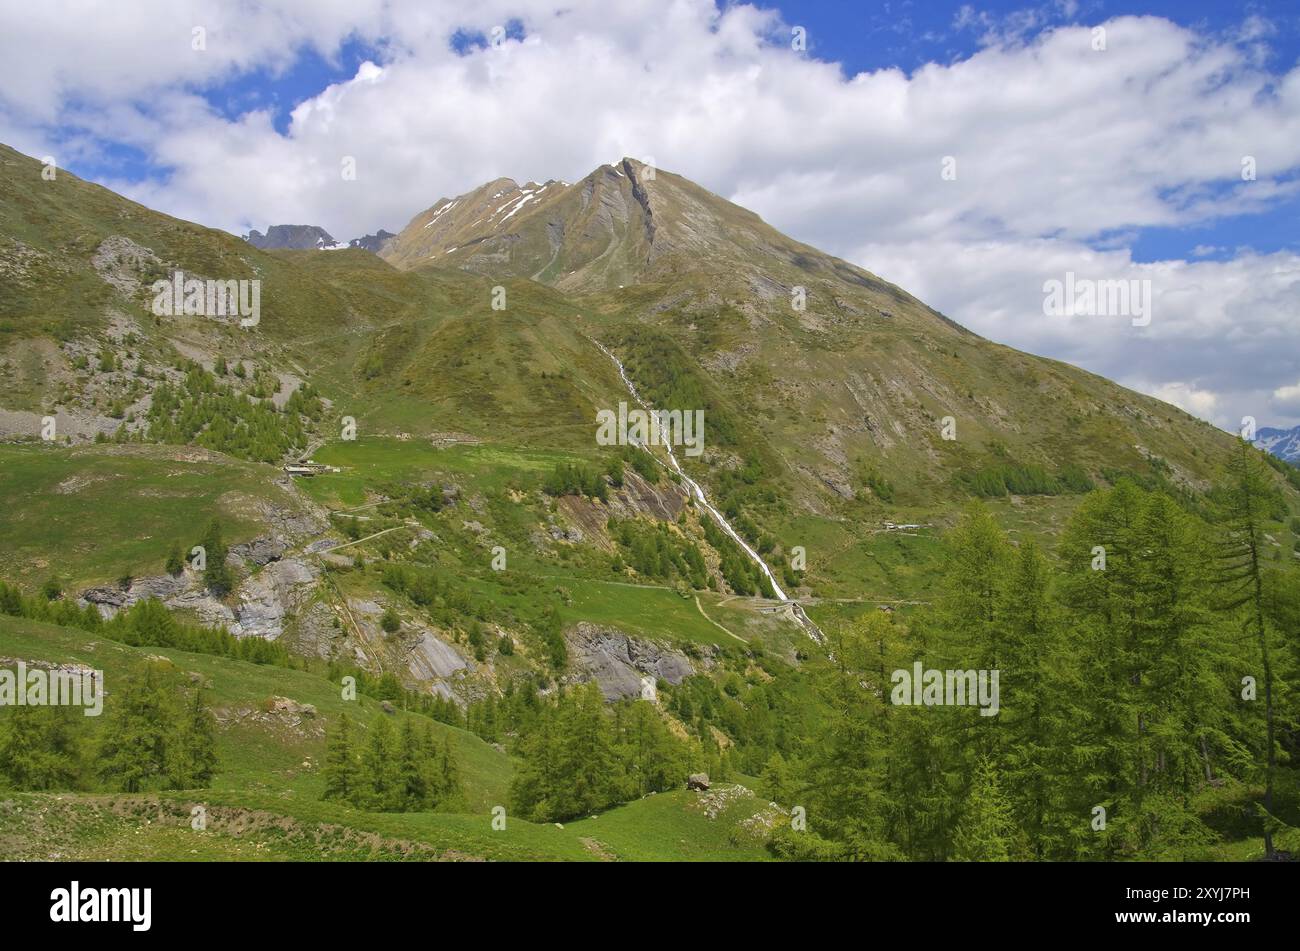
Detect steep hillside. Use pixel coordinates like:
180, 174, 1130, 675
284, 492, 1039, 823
1, 140, 1292, 616
380, 157, 1253, 521
2, 142, 1298, 865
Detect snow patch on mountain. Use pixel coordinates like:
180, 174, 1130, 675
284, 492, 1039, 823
1256, 425, 1300, 464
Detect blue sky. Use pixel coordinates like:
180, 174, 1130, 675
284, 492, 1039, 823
1, 0, 1297, 430
57, 0, 1300, 264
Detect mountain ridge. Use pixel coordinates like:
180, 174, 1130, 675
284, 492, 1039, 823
245, 223, 342, 251
0, 139, 1267, 516
1257, 424, 1300, 464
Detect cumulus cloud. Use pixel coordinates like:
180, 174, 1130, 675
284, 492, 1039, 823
1, 1, 1297, 429
1272, 380, 1300, 416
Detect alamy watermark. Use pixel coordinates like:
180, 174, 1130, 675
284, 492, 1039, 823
596, 402, 705, 457
50, 881, 150, 931
890, 662, 999, 717
1042, 271, 1151, 327
151, 270, 260, 327
0, 661, 103, 716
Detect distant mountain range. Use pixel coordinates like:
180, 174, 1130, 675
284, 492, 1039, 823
243, 225, 395, 253
348, 229, 396, 253
1256, 425, 1300, 464
244, 224, 341, 250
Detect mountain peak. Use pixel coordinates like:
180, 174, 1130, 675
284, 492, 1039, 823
377, 158, 944, 335
1256, 424, 1300, 464
245, 223, 341, 251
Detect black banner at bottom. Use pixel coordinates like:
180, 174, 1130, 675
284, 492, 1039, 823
0, 859, 1280, 937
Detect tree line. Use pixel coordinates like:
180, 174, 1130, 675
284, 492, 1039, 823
770, 444, 1299, 860
321, 712, 462, 812
0, 661, 217, 794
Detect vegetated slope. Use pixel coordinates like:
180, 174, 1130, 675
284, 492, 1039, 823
2, 139, 1293, 608
0, 442, 292, 591
0, 613, 773, 862
381, 156, 1261, 517
3, 139, 1263, 508
0, 143, 629, 450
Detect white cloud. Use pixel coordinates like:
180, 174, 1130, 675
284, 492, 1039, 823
1, 2, 1298, 429
1273, 380, 1300, 415
1147, 382, 1221, 419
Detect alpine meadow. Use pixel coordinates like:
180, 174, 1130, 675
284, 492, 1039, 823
1, 0, 1298, 901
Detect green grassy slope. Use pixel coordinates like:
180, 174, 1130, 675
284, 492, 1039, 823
0, 443, 290, 590
0, 613, 778, 861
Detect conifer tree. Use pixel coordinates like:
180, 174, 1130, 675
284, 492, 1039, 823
0, 705, 82, 791
322, 712, 357, 804
436, 736, 461, 808
360, 714, 401, 810
1215, 440, 1282, 857
998, 539, 1075, 859
199, 519, 233, 595
952, 757, 1018, 861
165, 687, 218, 789
164, 542, 185, 576
397, 717, 428, 810
97, 664, 173, 793
804, 611, 900, 860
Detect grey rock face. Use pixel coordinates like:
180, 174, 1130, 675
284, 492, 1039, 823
80, 554, 317, 640
81, 571, 191, 615
348, 229, 396, 252
230, 557, 319, 639
229, 536, 286, 568
408, 631, 472, 681
565, 622, 699, 701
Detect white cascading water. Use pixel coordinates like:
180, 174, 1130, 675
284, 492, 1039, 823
594, 339, 824, 643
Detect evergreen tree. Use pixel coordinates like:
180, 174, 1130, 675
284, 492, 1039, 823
322, 712, 357, 803
997, 539, 1076, 859
165, 687, 218, 789
952, 757, 1018, 861
803, 611, 901, 860
618, 699, 687, 797
360, 715, 401, 810
0, 704, 82, 790
164, 542, 185, 576
436, 735, 461, 808
397, 717, 428, 809
199, 519, 233, 595
559, 681, 622, 817
97, 664, 174, 793
1215, 441, 1283, 857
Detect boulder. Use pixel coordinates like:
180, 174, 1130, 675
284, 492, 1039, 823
687, 773, 711, 791
266, 696, 316, 717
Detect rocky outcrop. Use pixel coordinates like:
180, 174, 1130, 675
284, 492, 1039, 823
229, 557, 318, 639
228, 536, 286, 568
91, 235, 161, 297
348, 229, 396, 253
407, 631, 472, 681
79, 551, 318, 640
564, 622, 703, 701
